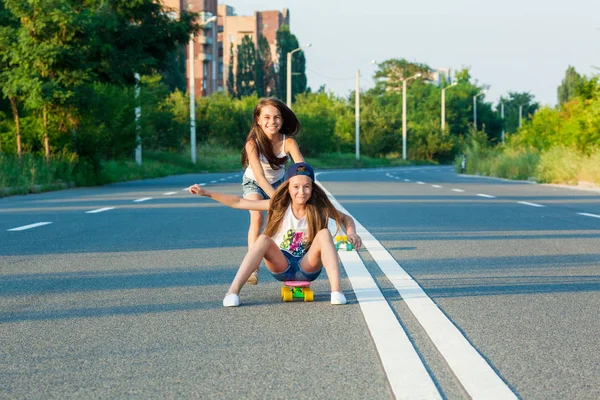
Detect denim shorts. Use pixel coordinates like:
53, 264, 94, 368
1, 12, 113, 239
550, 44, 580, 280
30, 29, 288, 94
271, 251, 322, 282
242, 175, 284, 199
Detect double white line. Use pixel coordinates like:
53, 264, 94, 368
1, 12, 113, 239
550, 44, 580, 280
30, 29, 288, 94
324, 184, 517, 400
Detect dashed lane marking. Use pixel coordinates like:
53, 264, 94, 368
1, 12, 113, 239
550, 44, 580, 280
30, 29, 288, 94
578, 212, 600, 219
85, 207, 115, 214
517, 201, 545, 208
7, 222, 52, 231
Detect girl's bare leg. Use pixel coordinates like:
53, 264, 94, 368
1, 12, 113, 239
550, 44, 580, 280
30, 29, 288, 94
301, 229, 342, 292
246, 194, 264, 283
228, 235, 287, 295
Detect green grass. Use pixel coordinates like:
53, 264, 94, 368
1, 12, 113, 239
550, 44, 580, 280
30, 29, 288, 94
1, 144, 422, 197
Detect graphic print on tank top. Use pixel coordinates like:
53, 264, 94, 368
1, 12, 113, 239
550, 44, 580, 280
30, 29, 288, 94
279, 229, 307, 257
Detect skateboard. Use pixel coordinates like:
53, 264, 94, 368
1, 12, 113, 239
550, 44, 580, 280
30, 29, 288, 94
335, 235, 354, 251
281, 281, 314, 302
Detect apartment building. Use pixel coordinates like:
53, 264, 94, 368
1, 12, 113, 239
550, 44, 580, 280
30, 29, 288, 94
160, 2, 289, 96
162, 0, 219, 96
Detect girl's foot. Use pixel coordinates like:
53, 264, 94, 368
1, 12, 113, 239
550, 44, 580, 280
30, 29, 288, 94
330, 291, 347, 305
246, 267, 259, 285
223, 293, 240, 307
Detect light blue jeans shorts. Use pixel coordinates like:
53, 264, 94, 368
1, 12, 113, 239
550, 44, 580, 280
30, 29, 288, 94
271, 251, 322, 282
242, 175, 284, 199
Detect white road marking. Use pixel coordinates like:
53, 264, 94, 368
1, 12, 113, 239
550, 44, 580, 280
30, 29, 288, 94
7, 222, 52, 231
338, 250, 442, 400
452, 189, 465, 192
323, 184, 517, 400
163, 192, 177, 196
133, 197, 152, 203
323, 203, 441, 399
86, 207, 115, 214
477, 193, 496, 198
578, 212, 600, 219
517, 201, 545, 208
432, 185, 442, 188
404, 179, 411, 182
416, 181, 425, 185
210, 180, 217, 183
219, 178, 226, 181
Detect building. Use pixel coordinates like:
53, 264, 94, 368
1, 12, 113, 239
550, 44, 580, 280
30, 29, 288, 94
218, 5, 289, 94
162, 0, 219, 96
428, 68, 452, 86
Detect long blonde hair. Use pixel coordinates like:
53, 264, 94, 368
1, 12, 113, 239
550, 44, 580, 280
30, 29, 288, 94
263, 180, 342, 250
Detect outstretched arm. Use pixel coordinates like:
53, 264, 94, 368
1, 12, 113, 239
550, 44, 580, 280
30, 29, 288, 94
337, 210, 363, 250
189, 184, 270, 211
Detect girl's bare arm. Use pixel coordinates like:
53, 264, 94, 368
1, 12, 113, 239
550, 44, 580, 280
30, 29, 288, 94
337, 210, 363, 249
286, 137, 304, 163
189, 184, 270, 211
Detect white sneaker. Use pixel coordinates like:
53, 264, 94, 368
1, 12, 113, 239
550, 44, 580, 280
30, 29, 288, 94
330, 291, 347, 305
223, 293, 240, 307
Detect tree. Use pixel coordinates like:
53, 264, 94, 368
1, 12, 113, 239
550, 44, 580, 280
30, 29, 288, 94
558, 66, 585, 105
0, 1, 23, 156
227, 43, 236, 96
276, 25, 307, 102
257, 35, 275, 97
1, 0, 197, 163
236, 35, 256, 97
372, 59, 431, 93
498, 92, 539, 134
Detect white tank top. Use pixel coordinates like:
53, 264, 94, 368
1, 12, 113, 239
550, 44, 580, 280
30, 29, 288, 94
243, 135, 287, 183
271, 205, 309, 257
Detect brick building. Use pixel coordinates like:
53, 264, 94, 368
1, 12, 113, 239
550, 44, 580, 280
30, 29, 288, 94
162, 0, 219, 96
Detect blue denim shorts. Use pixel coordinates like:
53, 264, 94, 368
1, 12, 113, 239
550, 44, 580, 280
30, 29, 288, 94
242, 175, 284, 199
271, 251, 322, 282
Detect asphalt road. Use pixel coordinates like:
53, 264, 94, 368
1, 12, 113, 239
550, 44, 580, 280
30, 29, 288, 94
1, 166, 598, 399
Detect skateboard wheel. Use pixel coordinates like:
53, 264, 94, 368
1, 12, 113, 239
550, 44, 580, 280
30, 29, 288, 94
282, 287, 293, 302
346, 243, 354, 251
302, 287, 314, 302
335, 235, 344, 241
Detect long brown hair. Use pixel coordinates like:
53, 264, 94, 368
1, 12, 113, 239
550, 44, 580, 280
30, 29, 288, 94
241, 97, 301, 169
263, 179, 342, 251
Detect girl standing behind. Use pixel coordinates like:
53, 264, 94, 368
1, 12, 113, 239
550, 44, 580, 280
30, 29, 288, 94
241, 98, 304, 284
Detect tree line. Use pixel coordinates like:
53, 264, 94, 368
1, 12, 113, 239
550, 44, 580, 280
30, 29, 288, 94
227, 24, 308, 102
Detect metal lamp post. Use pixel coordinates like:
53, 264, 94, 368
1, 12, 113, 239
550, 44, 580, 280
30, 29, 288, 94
401, 73, 422, 160
355, 60, 377, 160
473, 90, 486, 130
441, 82, 457, 132
286, 43, 311, 109
189, 14, 217, 164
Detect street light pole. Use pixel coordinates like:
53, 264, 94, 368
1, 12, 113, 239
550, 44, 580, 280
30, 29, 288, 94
441, 82, 457, 132
501, 101, 505, 144
401, 73, 422, 160
189, 15, 217, 164
286, 43, 311, 109
355, 69, 360, 160
473, 90, 486, 130
519, 104, 524, 128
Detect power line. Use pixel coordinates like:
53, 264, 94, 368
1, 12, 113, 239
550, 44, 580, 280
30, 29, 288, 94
306, 67, 354, 81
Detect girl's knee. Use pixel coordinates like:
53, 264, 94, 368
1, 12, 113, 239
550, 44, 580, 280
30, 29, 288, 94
315, 229, 333, 241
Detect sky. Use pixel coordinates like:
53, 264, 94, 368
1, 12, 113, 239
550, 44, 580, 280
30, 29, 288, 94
228, 0, 599, 107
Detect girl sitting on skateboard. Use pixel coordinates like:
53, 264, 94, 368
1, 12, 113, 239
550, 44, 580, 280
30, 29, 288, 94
189, 162, 362, 307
